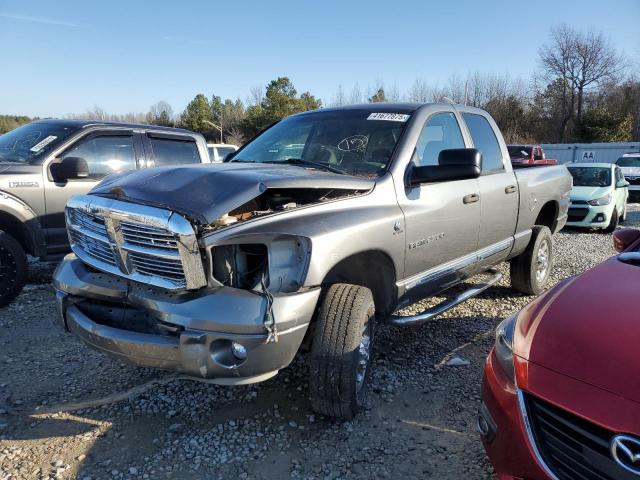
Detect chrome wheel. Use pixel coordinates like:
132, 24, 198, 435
355, 322, 372, 399
535, 239, 550, 284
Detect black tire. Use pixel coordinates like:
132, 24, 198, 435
604, 209, 619, 233
309, 283, 375, 420
0, 230, 27, 307
620, 204, 627, 223
510, 226, 553, 296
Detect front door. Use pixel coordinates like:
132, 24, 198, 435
42, 130, 141, 253
396, 111, 481, 304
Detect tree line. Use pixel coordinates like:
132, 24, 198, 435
2, 24, 638, 145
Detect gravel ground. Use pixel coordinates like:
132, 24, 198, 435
1, 204, 639, 480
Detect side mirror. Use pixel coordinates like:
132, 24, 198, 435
613, 228, 640, 252
616, 180, 630, 189
408, 148, 481, 185
50, 156, 89, 182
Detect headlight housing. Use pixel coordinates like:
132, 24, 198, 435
588, 193, 612, 206
494, 313, 517, 382
210, 235, 311, 293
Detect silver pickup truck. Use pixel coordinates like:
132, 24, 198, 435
53, 103, 571, 419
0, 119, 210, 305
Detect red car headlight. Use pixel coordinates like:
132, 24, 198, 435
494, 313, 517, 382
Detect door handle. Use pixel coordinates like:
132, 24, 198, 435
463, 193, 480, 204
505, 185, 517, 194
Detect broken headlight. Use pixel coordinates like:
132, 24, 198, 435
494, 312, 517, 383
211, 235, 311, 293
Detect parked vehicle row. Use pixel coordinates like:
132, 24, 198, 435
207, 143, 238, 162
2, 105, 637, 480
52, 103, 571, 420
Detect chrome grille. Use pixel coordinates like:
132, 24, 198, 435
69, 229, 117, 266
66, 195, 206, 290
120, 221, 178, 250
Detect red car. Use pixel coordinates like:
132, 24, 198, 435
508, 145, 558, 166
480, 228, 640, 480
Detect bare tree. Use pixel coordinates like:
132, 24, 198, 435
539, 24, 624, 140
408, 78, 429, 103
350, 82, 362, 104
331, 84, 346, 106
387, 81, 401, 102
248, 85, 264, 106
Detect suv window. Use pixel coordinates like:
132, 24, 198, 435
414, 112, 465, 167
462, 113, 503, 173
61, 135, 136, 180
150, 137, 200, 166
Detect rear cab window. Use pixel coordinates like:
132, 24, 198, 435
148, 135, 201, 167
462, 113, 504, 173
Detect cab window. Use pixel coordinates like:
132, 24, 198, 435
462, 113, 504, 173
149, 137, 200, 166
413, 112, 465, 167
60, 135, 136, 180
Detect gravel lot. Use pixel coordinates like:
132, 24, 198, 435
1, 205, 638, 480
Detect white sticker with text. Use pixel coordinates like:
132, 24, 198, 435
367, 113, 410, 122
30, 135, 58, 152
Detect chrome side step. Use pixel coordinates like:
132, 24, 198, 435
387, 269, 502, 327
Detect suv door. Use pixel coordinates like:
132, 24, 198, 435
396, 111, 481, 302
462, 112, 518, 266
43, 130, 141, 253
142, 132, 202, 167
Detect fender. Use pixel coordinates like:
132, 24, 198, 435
0, 190, 46, 257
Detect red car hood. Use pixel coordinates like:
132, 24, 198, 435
514, 256, 640, 404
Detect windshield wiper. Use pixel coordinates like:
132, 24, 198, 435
265, 158, 347, 175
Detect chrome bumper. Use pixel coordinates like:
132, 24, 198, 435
53, 255, 321, 383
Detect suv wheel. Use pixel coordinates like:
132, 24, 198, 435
0, 230, 27, 307
510, 226, 553, 295
309, 283, 375, 420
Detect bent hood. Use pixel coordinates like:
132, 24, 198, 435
514, 256, 640, 403
90, 162, 375, 224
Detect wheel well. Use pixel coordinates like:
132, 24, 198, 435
0, 212, 34, 255
535, 201, 558, 232
321, 251, 397, 316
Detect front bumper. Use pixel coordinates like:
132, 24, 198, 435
480, 350, 553, 480
53, 255, 321, 384
565, 202, 613, 229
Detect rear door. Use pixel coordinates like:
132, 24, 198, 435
43, 130, 141, 252
396, 110, 481, 302
461, 112, 518, 265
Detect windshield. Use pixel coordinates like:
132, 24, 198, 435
616, 156, 640, 167
0, 122, 78, 164
232, 110, 409, 177
568, 167, 612, 187
507, 145, 531, 159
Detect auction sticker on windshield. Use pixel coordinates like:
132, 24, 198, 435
367, 113, 410, 122
30, 135, 58, 152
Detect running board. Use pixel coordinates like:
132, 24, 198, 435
387, 270, 502, 327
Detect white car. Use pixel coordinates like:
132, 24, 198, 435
566, 162, 629, 232
616, 153, 640, 202
207, 143, 238, 162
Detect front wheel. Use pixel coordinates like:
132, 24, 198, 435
510, 226, 553, 295
309, 283, 375, 420
604, 209, 619, 233
0, 230, 27, 307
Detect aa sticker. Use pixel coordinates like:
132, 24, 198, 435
367, 113, 410, 122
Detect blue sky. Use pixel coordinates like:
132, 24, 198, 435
1, 0, 638, 117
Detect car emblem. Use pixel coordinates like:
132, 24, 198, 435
611, 434, 640, 475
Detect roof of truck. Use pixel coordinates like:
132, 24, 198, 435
30, 118, 195, 134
